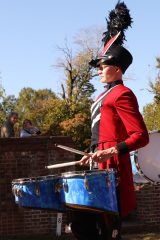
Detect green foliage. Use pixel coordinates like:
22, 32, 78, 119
44, 98, 93, 150
143, 103, 160, 130
148, 79, 160, 104
41, 99, 71, 135
60, 112, 91, 150
15, 87, 57, 128
0, 84, 92, 150
12, 86, 92, 150
143, 57, 160, 131
0, 86, 17, 126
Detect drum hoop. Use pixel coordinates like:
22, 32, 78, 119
134, 151, 160, 185
61, 169, 116, 178
12, 174, 59, 184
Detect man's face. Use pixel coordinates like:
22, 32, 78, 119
97, 64, 122, 83
10, 115, 18, 125
23, 120, 32, 129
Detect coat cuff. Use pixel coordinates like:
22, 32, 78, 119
116, 141, 129, 155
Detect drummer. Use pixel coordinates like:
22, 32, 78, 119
70, 2, 149, 240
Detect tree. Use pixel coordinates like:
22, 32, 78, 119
60, 112, 91, 150
0, 85, 5, 125
54, 27, 102, 106
50, 28, 102, 149
143, 103, 160, 130
15, 87, 57, 130
143, 57, 160, 131
55, 43, 96, 108
0, 85, 17, 126
51, 28, 103, 149
36, 98, 70, 135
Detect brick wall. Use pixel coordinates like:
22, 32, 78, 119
0, 136, 75, 238
1, 137, 160, 237
135, 185, 160, 227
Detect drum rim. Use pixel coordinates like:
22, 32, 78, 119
61, 169, 116, 178
12, 174, 60, 184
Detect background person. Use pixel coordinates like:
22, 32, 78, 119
1, 112, 18, 137
20, 119, 41, 137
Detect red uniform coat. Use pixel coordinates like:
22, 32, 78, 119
97, 83, 149, 217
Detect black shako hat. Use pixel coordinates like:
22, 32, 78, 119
90, 43, 133, 73
89, 1, 133, 73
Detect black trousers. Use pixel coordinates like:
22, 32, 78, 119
69, 210, 122, 240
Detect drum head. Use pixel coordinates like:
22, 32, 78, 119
131, 155, 149, 184
137, 131, 160, 183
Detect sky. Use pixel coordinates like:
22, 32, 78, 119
0, 0, 160, 112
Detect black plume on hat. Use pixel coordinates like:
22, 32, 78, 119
90, 1, 133, 73
102, 1, 132, 46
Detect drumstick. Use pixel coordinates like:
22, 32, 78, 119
55, 144, 90, 156
46, 160, 82, 169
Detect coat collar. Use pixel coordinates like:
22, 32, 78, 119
104, 79, 123, 90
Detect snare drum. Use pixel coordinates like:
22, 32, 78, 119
131, 131, 160, 185
60, 169, 118, 214
12, 175, 65, 212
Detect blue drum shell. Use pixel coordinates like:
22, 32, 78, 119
12, 176, 65, 212
60, 170, 118, 214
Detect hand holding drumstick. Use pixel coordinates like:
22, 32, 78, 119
46, 145, 119, 169
80, 147, 119, 165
